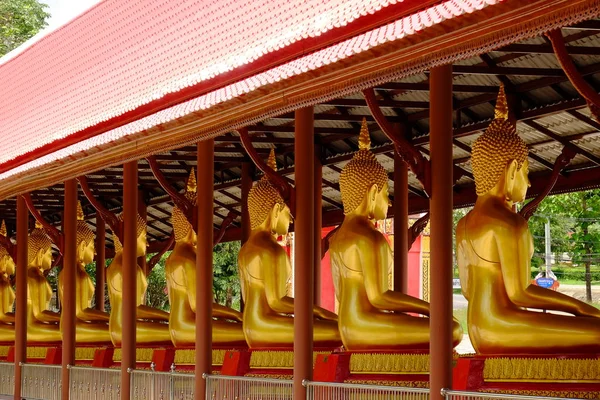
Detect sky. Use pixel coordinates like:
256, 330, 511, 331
0, 0, 101, 64
43, 0, 102, 30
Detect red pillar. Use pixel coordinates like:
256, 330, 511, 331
314, 144, 322, 305
196, 139, 214, 400
429, 64, 454, 399
94, 216, 106, 311
393, 151, 409, 293
121, 161, 138, 400
62, 180, 77, 400
293, 106, 314, 399
14, 196, 28, 399
240, 162, 253, 312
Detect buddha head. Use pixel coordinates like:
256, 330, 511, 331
113, 213, 147, 257
172, 169, 198, 246
339, 118, 389, 221
248, 149, 292, 236
28, 221, 53, 271
76, 202, 95, 265
0, 221, 15, 278
471, 85, 529, 203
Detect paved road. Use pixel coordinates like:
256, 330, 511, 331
453, 293, 468, 309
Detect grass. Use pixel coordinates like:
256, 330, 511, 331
453, 308, 468, 334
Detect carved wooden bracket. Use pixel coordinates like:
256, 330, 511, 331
408, 212, 430, 248
147, 156, 195, 229
519, 145, 578, 221
77, 176, 123, 243
363, 88, 431, 196
547, 29, 600, 122
23, 193, 64, 255
238, 127, 296, 215
321, 226, 340, 260
214, 210, 236, 246
147, 233, 174, 272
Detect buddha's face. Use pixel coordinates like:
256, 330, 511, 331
272, 203, 292, 236
39, 248, 53, 271
0, 255, 15, 276
79, 240, 95, 265
136, 231, 147, 258
507, 159, 530, 204
186, 227, 197, 247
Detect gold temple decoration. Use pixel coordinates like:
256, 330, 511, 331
483, 357, 600, 383
249, 351, 328, 369
471, 84, 528, 196
457, 85, 600, 355
173, 349, 227, 366
0, 221, 6, 238
172, 169, 197, 241
247, 148, 285, 229
350, 353, 430, 375
339, 118, 387, 214
331, 119, 462, 350
75, 201, 94, 245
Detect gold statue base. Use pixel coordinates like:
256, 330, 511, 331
454, 355, 600, 399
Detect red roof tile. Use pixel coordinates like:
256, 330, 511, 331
0, 0, 499, 178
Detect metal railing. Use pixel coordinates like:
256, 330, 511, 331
20, 362, 61, 400
0, 362, 14, 396
441, 389, 585, 400
204, 373, 293, 400
304, 380, 429, 400
130, 367, 195, 400
68, 365, 121, 400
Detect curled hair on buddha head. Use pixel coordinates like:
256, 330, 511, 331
339, 118, 388, 214
471, 84, 528, 196
28, 221, 53, 265
76, 201, 95, 247
112, 212, 147, 253
172, 169, 197, 241
247, 149, 285, 230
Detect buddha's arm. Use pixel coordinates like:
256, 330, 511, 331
498, 222, 600, 318
263, 253, 295, 314
183, 258, 197, 313
78, 308, 110, 321
136, 305, 169, 321
455, 219, 471, 301
213, 303, 243, 322
363, 239, 430, 316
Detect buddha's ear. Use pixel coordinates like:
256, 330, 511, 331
77, 241, 87, 257
271, 202, 282, 221
507, 159, 518, 181
35, 248, 44, 266
368, 184, 378, 202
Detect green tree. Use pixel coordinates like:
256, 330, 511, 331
213, 241, 241, 310
0, 0, 50, 56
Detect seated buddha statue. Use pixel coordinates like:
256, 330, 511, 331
58, 202, 111, 344
0, 221, 15, 343
166, 170, 246, 347
329, 120, 462, 351
238, 150, 341, 348
107, 214, 171, 346
27, 222, 61, 344
456, 86, 600, 355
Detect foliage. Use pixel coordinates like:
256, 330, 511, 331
213, 241, 241, 310
527, 190, 600, 301
145, 253, 170, 311
0, 0, 50, 56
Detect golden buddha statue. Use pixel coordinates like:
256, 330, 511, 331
330, 120, 462, 351
0, 221, 15, 343
457, 86, 600, 355
57, 202, 111, 344
238, 150, 341, 348
166, 170, 245, 347
107, 214, 171, 346
27, 222, 61, 344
